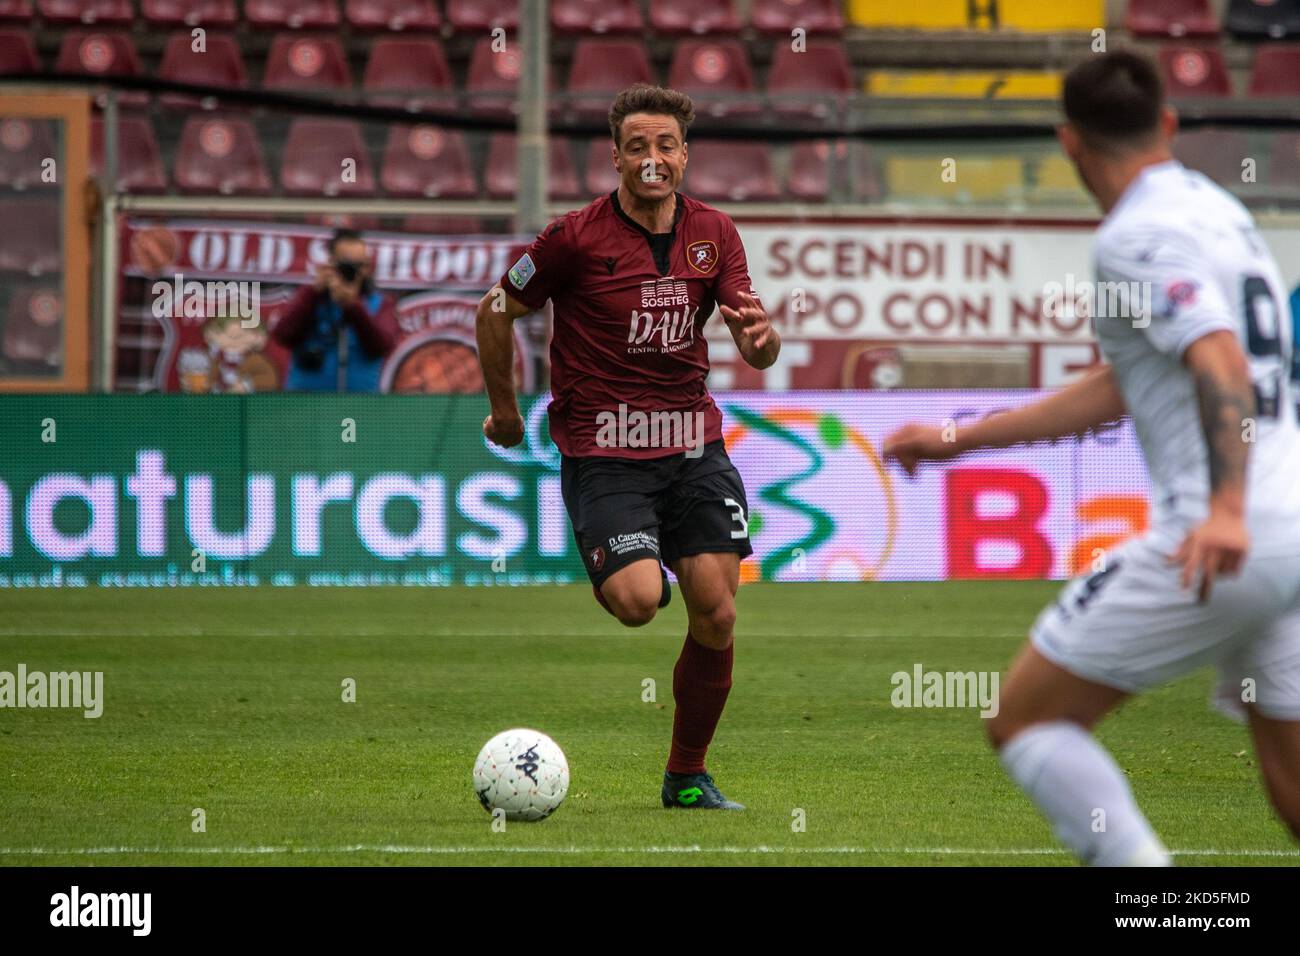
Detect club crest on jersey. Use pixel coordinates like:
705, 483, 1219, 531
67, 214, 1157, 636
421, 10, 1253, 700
589, 546, 605, 571
687, 240, 718, 275
507, 253, 536, 290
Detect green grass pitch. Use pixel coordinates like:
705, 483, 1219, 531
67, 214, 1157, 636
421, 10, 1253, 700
1, 581, 1295, 866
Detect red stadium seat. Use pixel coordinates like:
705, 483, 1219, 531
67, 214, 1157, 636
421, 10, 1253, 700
1249, 44, 1300, 96
264, 34, 352, 92
39, 0, 133, 25
1157, 46, 1230, 97
0, 199, 60, 274
363, 37, 456, 111
0, 118, 56, 191
0, 29, 38, 74
682, 141, 779, 201
380, 125, 476, 198
3, 285, 62, 367
175, 115, 271, 195
785, 141, 879, 201
1125, 0, 1219, 37
485, 133, 579, 200
583, 138, 620, 196
767, 40, 852, 121
55, 31, 141, 79
1267, 132, 1300, 189
552, 0, 642, 34
91, 116, 167, 193
281, 119, 376, 196
467, 37, 557, 119
753, 0, 843, 34
346, 0, 441, 30
1174, 129, 1249, 186
566, 39, 653, 119
158, 32, 247, 107
0, 1, 32, 21
141, 0, 239, 26
446, 0, 517, 32
649, 0, 741, 35
245, 0, 340, 29
1225, 0, 1300, 39
403, 215, 486, 234
667, 39, 759, 118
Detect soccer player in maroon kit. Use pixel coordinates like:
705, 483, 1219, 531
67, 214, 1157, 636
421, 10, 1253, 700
475, 85, 779, 809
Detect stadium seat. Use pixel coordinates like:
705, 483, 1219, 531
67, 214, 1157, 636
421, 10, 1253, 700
281, 119, 376, 196
91, 116, 167, 193
566, 39, 654, 120
446, 0, 518, 32
552, 0, 642, 34
1225, 0, 1300, 39
345, 0, 441, 31
1174, 129, 1248, 186
363, 37, 455, 111
1157, 46, 1230, 97
0, 118, 56, 191
467, 38, 557, 119
485, 133, 579, 200
0, 29, 38, 74
884, 154, 1024, 204
649, 0, 742, 36
768, 40, 852, 120
245, 0, 340, 29
785, 140, 845, 201
0, 199, 60, 274
583, 138, 620, 196
380, 125, 476, 198
682, 142, 779, 202
1267, 132, 1300, 189
846, 0, 970, 29
3, 285, 62, 367
141, 0, 239, 27
158, 32, 247, 107
1030, 153, 1089, 204
996, 0, 1104, 31
667, 39, 759, 118
403, 215, 485, 234
55, 30, 142, 80
38, 0, 133, 25
0, 1, 31, 21
263, 34, 352, 92
174, 115, 271, 195
1125, 0, 1219, 37
1249, 44, 1300, 96
752, 0, 843, 34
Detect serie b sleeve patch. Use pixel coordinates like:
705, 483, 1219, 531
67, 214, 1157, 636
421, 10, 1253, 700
507, 253, 537, 290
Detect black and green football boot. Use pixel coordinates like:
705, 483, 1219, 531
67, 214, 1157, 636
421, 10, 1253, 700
662, 771, 745, 810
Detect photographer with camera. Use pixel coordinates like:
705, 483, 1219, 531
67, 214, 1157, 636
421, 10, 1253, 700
272, 228, 399, 392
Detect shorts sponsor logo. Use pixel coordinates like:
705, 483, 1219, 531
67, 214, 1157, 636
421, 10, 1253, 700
594, 403, 707, 458
507, 253, 536, 290
608, 531, 659, 557
687, 240, 718, 275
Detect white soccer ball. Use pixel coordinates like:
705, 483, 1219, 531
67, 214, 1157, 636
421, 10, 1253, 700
473, 728, 569, 821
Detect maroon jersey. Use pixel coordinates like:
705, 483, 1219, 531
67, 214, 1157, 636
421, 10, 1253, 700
498, 191, 756, 458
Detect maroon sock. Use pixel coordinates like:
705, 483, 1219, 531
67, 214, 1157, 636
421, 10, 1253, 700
666, 632, 733, 775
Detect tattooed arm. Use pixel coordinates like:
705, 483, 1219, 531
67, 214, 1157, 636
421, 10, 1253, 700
1175, 330, 1255, 601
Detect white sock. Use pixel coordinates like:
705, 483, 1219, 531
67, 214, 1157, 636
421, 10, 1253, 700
999, 720, 1172, 867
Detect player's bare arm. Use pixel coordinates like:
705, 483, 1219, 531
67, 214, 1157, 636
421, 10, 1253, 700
883, 363, 1127, 476
720, 291, 780, 370
1172, 329, 1256, 601
475, 284, 532, 448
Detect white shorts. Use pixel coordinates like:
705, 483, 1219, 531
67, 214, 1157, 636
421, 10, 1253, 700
1030, 530, 1300, 722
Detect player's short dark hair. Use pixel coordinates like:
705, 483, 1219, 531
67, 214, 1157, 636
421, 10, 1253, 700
328, 227, 364, 255
1063, 50, 1165, 153
608, 84, 695, 146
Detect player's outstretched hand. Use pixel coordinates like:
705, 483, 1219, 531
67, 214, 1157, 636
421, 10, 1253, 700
1170, 512, 1249, 604
882, 424, 961, 477
483, 411, 524, 448
720, 292, 774, 354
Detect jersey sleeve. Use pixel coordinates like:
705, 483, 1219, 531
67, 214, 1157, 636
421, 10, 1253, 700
1096, 227, 1236, 358
714, 216, 760, 313
497, 217, 575, 312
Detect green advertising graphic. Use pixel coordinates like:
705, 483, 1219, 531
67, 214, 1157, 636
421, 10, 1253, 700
0, 395, 581, 588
